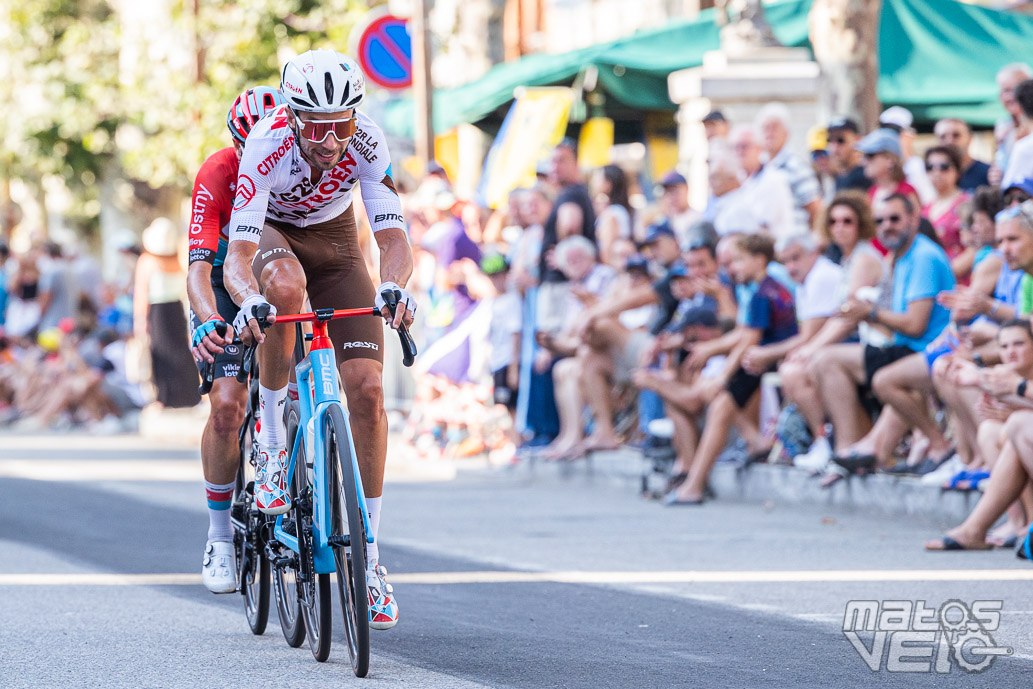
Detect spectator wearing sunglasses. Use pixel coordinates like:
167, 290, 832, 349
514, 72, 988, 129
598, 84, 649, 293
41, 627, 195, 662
856, 128, 922, 222
826, 117, 869, 193
934, 118, 990, 193
922, 145, 970, 277
810, 194, 954, 468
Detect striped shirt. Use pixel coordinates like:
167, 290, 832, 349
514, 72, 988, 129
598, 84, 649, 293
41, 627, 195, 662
769, 147, 822, 233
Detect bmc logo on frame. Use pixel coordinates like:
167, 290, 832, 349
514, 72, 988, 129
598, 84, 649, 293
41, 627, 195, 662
843, 599, 1012, 673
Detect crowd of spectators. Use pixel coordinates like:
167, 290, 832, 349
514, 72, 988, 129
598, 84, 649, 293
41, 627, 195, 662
0, 217, 195, 432
401, 61, 1033, 557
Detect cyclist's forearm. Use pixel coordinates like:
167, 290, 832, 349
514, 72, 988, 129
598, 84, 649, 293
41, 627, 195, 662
224, 240, 261, 306
187, 262, 220, 322
375, 227, 414, 289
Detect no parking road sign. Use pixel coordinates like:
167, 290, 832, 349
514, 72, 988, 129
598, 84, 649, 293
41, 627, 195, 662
357, 15, 412, 90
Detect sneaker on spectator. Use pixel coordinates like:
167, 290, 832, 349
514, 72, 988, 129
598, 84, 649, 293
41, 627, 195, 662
255, 444, 291, 515
794, 436, 832, 473
919, 454, 964, 485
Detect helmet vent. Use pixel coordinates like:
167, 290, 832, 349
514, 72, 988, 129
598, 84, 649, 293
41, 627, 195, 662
324, 72, 334, 104
306, 82, 320, 106
291, 96, 315, 109
339, 82, 350, 106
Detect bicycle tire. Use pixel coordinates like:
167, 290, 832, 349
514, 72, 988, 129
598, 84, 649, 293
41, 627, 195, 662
272, 404, 306, 648
234, 390, 269, 635
327, 404, 370, 677
296, 410, 332, 662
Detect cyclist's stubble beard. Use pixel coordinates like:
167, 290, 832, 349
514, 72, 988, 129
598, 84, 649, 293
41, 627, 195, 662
298, 129, 349, 172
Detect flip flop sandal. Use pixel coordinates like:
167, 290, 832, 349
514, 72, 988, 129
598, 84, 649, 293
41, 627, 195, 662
943, 469, 974, 491
926, 536, 992, 551
1017, 524, 1033, 561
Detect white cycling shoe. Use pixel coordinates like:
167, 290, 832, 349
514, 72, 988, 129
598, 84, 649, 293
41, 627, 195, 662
202, 540, 236, 594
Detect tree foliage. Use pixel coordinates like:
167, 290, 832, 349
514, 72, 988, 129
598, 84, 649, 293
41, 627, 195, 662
0, 0, 375, 230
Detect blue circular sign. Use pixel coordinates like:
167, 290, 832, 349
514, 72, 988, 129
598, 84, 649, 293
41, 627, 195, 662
358, 16, 412, 90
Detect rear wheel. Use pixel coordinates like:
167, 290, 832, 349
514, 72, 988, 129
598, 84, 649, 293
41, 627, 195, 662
272, 404, 305, 648
234, 406, 269, 635
327, 404, 370, 677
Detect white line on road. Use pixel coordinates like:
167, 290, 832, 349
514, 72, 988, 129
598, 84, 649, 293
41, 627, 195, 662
0, 459, 201, 482
4, 568, 1033, 586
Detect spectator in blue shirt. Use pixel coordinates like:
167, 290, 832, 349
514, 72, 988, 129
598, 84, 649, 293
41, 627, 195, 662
810, 194, 955, 470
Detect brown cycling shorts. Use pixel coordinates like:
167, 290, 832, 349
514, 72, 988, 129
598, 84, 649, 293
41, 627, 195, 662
251, 207, 383, 365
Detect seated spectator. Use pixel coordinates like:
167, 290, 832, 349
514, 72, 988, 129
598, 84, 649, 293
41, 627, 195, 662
666, 234, 797, 505
935, 118, 991, 193
657, 171, 701, 249
704, 154, 750, 236
857, 128, 921, 215
953, 186, 1005, 285
880, 106, 935, 205
810, 194, 954, 469
536, 236, 616, 459
756, 102, 823, 231
781, 193, 884, 468
703, 110, 729, 142
925, 320, 1033, 551
922, 145, 970, 273
572, 223, 687, 455
826, 117, 869, 193
731, 125, 795, 239
992, 64, 1033, 184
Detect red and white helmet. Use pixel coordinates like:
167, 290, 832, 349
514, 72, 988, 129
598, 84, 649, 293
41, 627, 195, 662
226, 85, 287, 144
280, 49, 365, 113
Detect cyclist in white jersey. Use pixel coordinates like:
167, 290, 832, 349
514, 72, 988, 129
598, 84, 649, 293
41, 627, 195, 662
223, 49, 416, 630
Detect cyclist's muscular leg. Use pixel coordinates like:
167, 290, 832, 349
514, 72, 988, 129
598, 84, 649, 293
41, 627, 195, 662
202, 377, 247, 484
256, 256, 306, 389
339, 358, 388, 498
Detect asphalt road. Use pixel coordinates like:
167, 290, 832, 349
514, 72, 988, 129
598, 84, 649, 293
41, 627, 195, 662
2, 434, 1033, 688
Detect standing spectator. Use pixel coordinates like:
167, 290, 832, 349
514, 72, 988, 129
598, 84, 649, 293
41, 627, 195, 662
133, 217, 199, 409
509, 184, 551, 295
880, 106, 936, 205
934, 118, 991, 192
756, 103, 824, 231
730, 125, 794, 239
1002, 79, 1033, 191
657, 170, 700, 249
857, 128, 921, 213
37, 242, 79, 332
590, 165, 633, 265
922, 145, 969, 270
702, 110, 729, 142
538, 138, 596, 285
4, 248, 42, 340
811, 194, 954, 460
481, 254, 522, 425
992, 63, 1033, 183
826, 117, 869, 193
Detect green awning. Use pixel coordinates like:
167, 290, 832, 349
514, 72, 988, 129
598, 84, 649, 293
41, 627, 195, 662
382, 0, 1033, 138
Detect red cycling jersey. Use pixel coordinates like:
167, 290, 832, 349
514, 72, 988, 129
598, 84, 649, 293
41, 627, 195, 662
188, 147, 238, 267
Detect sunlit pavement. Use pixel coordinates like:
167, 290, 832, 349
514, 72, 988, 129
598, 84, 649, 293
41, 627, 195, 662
2, 432, 1033, 688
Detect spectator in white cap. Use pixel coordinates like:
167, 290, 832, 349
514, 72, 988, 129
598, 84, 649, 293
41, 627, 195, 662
856, 127, 922, 215
756, 102, 824, 231
880, 106, 935, 205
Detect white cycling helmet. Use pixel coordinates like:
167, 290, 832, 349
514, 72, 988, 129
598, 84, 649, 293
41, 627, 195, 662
280, 49, 365, 113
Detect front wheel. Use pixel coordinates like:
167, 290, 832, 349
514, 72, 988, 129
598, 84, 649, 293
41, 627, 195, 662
234, 410, 269, 635
296, 410, 332, 662
327, 404, 370, 677
273, 403, 306, 648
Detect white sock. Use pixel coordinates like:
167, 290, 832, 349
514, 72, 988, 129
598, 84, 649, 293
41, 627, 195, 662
257, 385, 288, 447
205, 480, 235, 542
366, 496, 382, 565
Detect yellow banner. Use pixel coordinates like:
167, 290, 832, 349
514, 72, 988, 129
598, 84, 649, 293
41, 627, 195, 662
479, 87, 574, 209
578, 117, 614, 169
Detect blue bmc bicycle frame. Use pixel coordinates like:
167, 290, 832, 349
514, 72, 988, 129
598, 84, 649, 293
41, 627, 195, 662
272, 308, 374, 574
